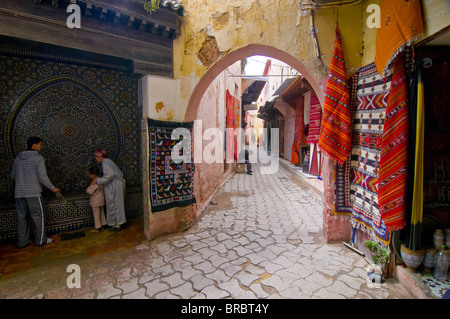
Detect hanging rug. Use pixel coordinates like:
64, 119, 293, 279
148, 119, 196, 213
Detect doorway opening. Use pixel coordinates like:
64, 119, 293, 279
190, 45, 325, 221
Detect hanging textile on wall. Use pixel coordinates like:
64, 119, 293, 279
374, 0, 424, 76
318, 26, 352, 165
334, 72, 359, 216
234, 96, 241, 129
378, 52, 409, 231
148, 119, 196, 213
291, 141, 299, 164
226, 90, 234, 128
294, 95, 306, 145
233, 96, 241, 161
307, 92, 321, 144
335, 158, 353, 216
291, 95, 305, 165
309, 144, 319, 176
226, 90, 234, 163
350, 62, 394, 246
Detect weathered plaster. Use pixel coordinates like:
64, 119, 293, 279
141, 75, 183, 122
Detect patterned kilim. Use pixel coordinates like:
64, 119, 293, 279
350, 62, 393, 246
334, 73, 358, 216
307, 93, 321, 144
378, 53, 408, 231
148, 119, 196, 213
375, 0, 424, 75
335, 157, 352, 215
318, 26, 352, 165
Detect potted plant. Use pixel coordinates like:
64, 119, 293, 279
365, 240, 390, 283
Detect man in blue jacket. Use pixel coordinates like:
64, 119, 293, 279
10, 137, 60, 248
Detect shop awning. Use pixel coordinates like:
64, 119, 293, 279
257, 100, 277, 120
242, 80, 267, 106
272, 77, 297, 97
273, 77, 312, 108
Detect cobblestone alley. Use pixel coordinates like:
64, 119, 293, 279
0, 162, 416, 300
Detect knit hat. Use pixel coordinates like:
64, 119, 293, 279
94, 148, 108, 158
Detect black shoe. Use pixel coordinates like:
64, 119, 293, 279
18, 240, 32, 249
247, 171, 253, 175
108, 226, 121, 232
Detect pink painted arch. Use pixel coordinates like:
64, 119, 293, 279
184, 44, 324, 122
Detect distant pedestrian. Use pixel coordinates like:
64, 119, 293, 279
238, 147, 253, 175
10, 137, 60, 248
244, 149, 253, 175
241, 122, 254, 175
93, 149, 126, 231
86, 166, 107, 233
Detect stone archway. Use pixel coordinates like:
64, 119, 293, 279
184, 44, 324, 122
182, 44, 351, 243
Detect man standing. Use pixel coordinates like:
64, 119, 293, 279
93, 148, 126, 231
10, 137, 60, 248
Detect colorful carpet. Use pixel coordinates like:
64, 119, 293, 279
378, 52, 409, 231
294, 95, 307, 148
422, 273, 450, 299
318, 26, 352, 165
334, 73, 358, 216
307, 92, 321, 144
148, 119, 196, 213
349, 62, 393, 246
375, 0, 424, 75
334, 157, 352, 216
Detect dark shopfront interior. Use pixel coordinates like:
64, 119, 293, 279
392, 30, 450, 255
413, 44, 450, 246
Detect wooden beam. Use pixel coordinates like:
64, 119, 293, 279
0, 9, 173, 76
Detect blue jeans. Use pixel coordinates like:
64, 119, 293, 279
15, 197, 48, 247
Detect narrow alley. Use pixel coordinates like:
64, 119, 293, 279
0, 162, 416, 300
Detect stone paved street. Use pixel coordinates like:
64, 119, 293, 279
0, 161, 417, 300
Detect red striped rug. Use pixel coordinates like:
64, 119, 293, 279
307, 93, 321, 144
378, 52, 409, 231
318, 26, 352, 165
